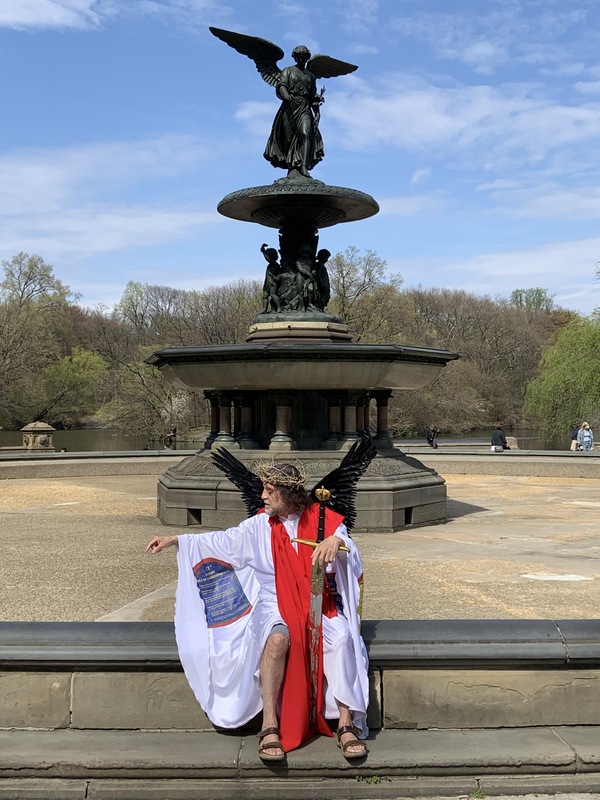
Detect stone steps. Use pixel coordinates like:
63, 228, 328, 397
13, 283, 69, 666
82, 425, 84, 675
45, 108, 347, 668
1, 726, 600, 799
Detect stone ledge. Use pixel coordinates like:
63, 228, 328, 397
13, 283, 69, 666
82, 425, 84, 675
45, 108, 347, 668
413, 450, 600, 478
1, 727, 600, 800
5, 776, 600, 800
2, 619, 599, 668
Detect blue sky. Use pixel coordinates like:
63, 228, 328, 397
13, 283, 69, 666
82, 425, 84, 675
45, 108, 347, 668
2, 0, 600, 313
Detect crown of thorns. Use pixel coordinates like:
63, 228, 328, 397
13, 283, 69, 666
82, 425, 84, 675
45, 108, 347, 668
255, 461, 307, 489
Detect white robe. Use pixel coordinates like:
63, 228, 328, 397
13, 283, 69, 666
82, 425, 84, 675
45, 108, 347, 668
174, 512, 370, 737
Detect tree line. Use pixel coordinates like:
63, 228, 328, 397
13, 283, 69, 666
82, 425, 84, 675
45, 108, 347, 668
0, 249, 590, 441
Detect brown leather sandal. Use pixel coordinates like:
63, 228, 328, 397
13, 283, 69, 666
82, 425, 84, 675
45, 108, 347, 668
336, 724, 368, 760
257, 726, 285, 762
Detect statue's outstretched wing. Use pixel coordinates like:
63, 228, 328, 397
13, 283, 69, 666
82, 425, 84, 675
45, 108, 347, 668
209, 27, 284, 87
311, 440, 376, 531
307, 54, 358, 80
211, 448, 264, 517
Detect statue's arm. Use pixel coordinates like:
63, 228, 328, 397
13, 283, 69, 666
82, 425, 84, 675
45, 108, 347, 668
275, 67, 292, 102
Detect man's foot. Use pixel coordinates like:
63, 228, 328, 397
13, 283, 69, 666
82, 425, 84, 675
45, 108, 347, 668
336, 725, 368, 760
257, 727, 285, 762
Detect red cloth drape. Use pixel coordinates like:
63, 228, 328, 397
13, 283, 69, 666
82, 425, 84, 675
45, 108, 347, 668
269, 503, 344, 751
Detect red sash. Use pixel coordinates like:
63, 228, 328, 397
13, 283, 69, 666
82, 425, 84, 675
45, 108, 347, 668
269, 503, 344, 751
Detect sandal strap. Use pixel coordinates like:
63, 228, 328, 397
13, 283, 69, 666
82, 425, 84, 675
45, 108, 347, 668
257, 726, 281, 741
258, 740, 285, 754
341, 738, 367, 754
337, 725, 359, 738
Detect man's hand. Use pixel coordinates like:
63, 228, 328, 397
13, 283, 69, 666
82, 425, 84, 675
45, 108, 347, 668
145, 535, 178, 554
312, 535, 341, 568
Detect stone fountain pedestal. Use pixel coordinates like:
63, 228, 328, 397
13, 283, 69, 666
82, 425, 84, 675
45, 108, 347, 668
148, 341, 458, 532
147, 174, 459, 533
156, 448, 447, 532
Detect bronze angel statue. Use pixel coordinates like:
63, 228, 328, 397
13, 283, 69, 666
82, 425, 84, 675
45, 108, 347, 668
210, 27, 358, 178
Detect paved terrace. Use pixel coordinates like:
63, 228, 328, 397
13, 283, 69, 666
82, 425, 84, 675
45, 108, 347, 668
1, 451, 600, 799
0, 451, 598, 622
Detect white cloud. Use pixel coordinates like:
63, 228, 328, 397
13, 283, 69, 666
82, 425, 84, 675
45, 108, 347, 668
387, 5, 592, 75
325, 75, 600, 173
379, 193, 442, 215
136, 0, 233, 29
456, 238, 600, 281
337, 0, 379, 38
0, 0, 231, 30
0, 206, 221, 258
390, 236, 600, 313
234, 101, 273, 139
0, 1, 109, 30
485, 184, 600, 221
0, 134, 224, 262
0, 135, 210, 214
574, 81, 600, 95
411, 168, 431, 185
455, 238, 600, 313
475, 177, 600, 222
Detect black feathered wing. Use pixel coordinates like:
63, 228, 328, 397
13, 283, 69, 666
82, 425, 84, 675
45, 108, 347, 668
209, 27, 283, 87
307, 54, 358, 79
311, 440, 376, 531
211, 448, 264, 517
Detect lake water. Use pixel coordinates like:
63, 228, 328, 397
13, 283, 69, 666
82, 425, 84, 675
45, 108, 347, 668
0, 429, 158, 452
0, 427, 570, 452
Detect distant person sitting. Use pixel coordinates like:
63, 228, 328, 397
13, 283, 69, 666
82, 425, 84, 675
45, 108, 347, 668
163, 426, 177, 450
577, 422, 594, 452
570, 424, 580, 451
425, 425, 439, 449
491, 425, 510, 453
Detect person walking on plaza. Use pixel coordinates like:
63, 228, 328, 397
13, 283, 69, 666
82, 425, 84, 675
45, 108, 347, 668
577, 422, 594, 452
570, 424, 580, 451
425, 425, 439, 449
146, 444, 374, 762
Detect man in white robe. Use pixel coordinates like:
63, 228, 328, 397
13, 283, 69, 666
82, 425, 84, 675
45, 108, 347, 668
146, 463, 369, 760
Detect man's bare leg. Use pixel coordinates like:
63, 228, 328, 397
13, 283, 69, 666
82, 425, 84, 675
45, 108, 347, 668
259, 632, 288, 755
337, 702, 367, 755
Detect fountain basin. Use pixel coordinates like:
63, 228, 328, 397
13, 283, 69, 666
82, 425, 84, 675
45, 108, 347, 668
217, 180, 379, 229
147, 343, 459, 392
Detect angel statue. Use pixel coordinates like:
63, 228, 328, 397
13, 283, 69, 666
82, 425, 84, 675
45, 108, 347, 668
210, 27, 358, 178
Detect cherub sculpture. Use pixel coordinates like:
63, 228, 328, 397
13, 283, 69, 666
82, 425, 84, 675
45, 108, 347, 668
210, 27, 358, 178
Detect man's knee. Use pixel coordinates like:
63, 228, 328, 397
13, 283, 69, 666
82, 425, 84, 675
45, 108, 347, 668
263, 628, 290, 660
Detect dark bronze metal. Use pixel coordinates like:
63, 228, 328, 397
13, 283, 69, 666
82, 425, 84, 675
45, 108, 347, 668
209, 27, 357, 179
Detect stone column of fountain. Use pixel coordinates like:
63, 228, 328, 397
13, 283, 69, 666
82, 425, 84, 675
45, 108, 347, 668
147, 27, 459, 532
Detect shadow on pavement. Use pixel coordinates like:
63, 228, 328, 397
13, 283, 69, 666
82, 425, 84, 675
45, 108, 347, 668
446, 498, 488, 519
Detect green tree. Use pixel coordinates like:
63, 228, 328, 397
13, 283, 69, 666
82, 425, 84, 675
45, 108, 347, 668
327, 246, 407, 341
0, 253, 78, 427
510, 287, 555, 313
32, 348, 109, 424
94, 350, 191, 439
525, 316, 600, 434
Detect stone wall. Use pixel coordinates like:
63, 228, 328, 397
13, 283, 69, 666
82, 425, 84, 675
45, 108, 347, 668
1, 620, 599, 732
